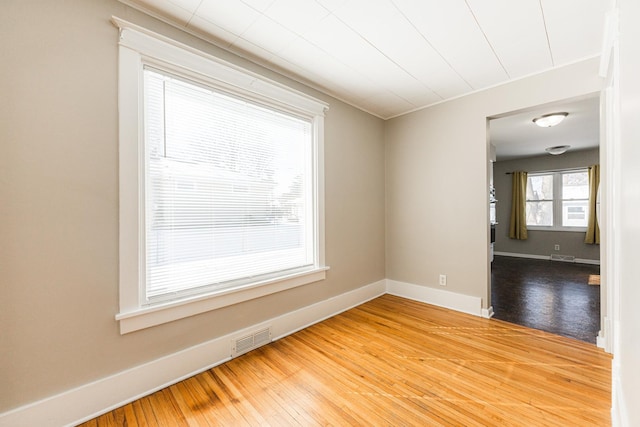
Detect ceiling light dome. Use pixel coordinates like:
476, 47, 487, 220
533, 112, 569, 127
545, 145, 570, 155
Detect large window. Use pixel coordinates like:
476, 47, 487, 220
115, 19, 328, 333
144, 68, 315, 302
526, 169, 589, 230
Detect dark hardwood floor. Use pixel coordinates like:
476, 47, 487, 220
491, 255, 601, 344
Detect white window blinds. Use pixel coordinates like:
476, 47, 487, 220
143, 68, 315, 303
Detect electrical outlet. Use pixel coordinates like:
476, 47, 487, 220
439, 274, 447, 286
554, 244, 560, 251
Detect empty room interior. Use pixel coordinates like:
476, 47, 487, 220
2, 1, 639, 426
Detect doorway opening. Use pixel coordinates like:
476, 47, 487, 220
487, 94, 602, 344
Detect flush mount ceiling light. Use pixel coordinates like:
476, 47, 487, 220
545, 145, 570, 155
532, 112, 569, 127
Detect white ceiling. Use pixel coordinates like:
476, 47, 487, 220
490, 95, 600, 161
121, 0, 607, 120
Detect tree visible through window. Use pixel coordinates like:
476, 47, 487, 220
526, 174, 554, 226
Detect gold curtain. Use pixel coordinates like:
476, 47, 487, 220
585, 164, 600, 244
509, 171, 528, 240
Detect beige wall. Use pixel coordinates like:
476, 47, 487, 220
385, 58, 602, 309
493, 148, 600, 260
618, 0, 640, 423
0, 0, 385, 412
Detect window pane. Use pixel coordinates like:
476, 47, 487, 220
563, 200, 589, 227
562, 172, 589, 199
526, 201, 553, 226
144, 68, 314, 301
526, 175, 553, 200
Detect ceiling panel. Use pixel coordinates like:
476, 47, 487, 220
121, 0, 195, 26
541, 0, 607, 65
272, 36, 384, 104
238, 16, 298, 53
332, 0, 469, 100
466, 0, 552, 78
186, 16, 238, 49
315, 0, 350, 13
194, 0, 261, 35
393, 0, 508, 89
186, 15, 238, 47
299, 14, 437, 110
122, 0, 608, 119
167, 0, 201, 12
239, 0, 275, 12
262, 0, 330, 36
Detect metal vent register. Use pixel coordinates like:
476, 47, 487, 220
231, 327, 272, 357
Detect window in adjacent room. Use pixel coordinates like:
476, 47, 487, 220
526, 169, 589, 230
114, 19, 328, 333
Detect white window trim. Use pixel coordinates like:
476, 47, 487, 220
527, 226, 588, 233
112, 17, 329, 334
526, 169, 589, 233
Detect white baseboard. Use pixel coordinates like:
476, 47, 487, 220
494, 251, 549, 260
270, 279, 387, 340
0, 280, 386, 427
387, 279, 483, 317
596, 330, 606, 350
603, 317, 613, 354
482, 306, 494, 319
495, 251, 600, 265
575, 258, 601, 265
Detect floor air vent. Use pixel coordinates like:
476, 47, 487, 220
551, 254, 575, 262
231, 327, 272, 357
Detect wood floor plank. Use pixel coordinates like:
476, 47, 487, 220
146, 389, 186, 427
121, 403, 140, 427
138, 396, 160, 426
129, 400, 151, 427
94, 410, 116, 427
78, 295, 611, 426
168, 380, 213, 426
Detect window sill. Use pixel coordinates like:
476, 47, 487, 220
115, 266, 329, 334
527, 226, 588, 233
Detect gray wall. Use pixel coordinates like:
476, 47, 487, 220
493, 148, 600, 261
0, 0, 385, 412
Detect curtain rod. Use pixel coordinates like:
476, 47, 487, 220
505, 166, 591, 175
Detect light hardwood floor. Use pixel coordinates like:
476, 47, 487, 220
80, 294, 611, 426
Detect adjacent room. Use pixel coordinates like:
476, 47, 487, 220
2, 1, 640, 426
489, 96, 602, 344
